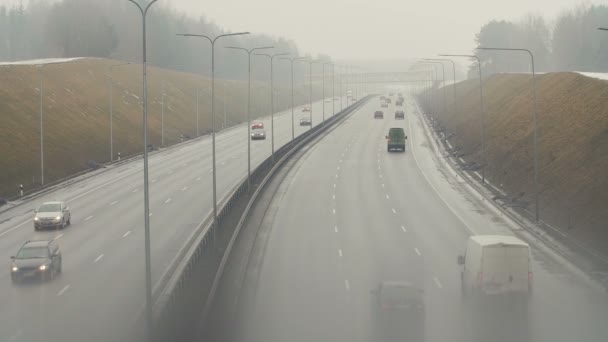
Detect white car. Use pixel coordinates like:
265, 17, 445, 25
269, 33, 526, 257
34, 201, 71, 230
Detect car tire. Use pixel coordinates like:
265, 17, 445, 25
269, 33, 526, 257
11, 274, 18, 283
67, 217, 71, 226
34, 225, 40, 231
61, 220, 66, 229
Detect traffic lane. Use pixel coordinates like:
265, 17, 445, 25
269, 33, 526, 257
239, 108, 365, 342
0, 95, 332, 235
382, 95, 608, 341
0, 98, 342, 341
333, 112, 427, 342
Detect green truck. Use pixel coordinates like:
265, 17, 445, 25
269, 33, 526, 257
386, 128, 407, 152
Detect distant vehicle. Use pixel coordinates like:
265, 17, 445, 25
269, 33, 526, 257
381, 102, 388, 108
251, 121, 264, 129
374, 111, 384, 119
11, 239, 62, 283
395, 110, 405, 120
386, 98, 392, 104
458, 235, 532, 297
302, 106, 310, 112
34, 201, 71, 230
299, 117, 312, 126
250, 128, 266, 140
386, 127, 407, 152
371, 281, 425, 342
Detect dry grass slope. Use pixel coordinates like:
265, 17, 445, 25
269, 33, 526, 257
0, 58, 317, 197
424, 72, 608, 253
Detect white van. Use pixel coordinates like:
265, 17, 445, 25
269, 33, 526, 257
458, 235, 532, 297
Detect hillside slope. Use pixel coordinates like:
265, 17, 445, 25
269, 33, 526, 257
0, 58, 319, 197
421, 72, 608, 253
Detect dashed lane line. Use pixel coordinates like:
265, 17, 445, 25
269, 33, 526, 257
401, 225, 407, 233
57, 284, 71, 296
433, 277, 443, 289
84, 216, 93, 221
123, 230, 132, 238
414, 248, 422, 256
94, 254, 104, 263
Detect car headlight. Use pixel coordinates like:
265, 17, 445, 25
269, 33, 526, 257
39, 265, 47, 271
55, 216, 61, 221
11, 266, 18, 272
34, 217, 39, 221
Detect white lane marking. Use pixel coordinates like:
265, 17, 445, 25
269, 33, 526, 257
123, 230, 132, 238
181, 186, 188, 191
337, 166, 340, 170
57, 284, 71, 296
381, 183, 385, 188
149, 212, 153, 217
131, 188, 138, 193
164, 198, 172, 204
339, 159, 342, 163
334, 225, 339, 233
408, 104, 475, 234
84, 215, 93, 221
386, 194, 390, 199
332, 208, 336, 214
196, 177, 201, 181
94, 254, 104, 263
392, 208, 397, 214
0, 219, 32, 237
338, 249, 343, 257
55, 233, 64, 239
345, 279, 351, 291
332, 194, 336, 200
377, 159, 380, 163
333, 184, 336, 188
378, 165, 381, 170
335, 174, 339, 179
433, 277, 443, 289
401, 225, 407, 232
379, 174, 383, 179
110, 200, 118, 206
414, 248, 422, 256
341, 153, 345, 157
151, 179, 157, 183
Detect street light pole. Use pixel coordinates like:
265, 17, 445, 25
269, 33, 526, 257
125, 0, 159, 338
254, 52, 289, 163
281, 57, 307, 140
424, 58, 457, 118
37, 65, 44, 186
440, 54, 486, 184
311, 60, 330, 125
476, 46, 539, 221
108, 62, 131, 161
177, 31, 251, 234
225, 45, 274, 190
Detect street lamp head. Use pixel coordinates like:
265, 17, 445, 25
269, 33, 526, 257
599, 28, 608, 31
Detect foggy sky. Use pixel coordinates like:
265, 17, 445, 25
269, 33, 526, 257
0, 0, 599, 60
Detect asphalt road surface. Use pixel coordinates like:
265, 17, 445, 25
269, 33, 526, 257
0, 96, 350, 342
233, 93, 608, 342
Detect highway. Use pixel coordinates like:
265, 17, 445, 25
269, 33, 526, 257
233, 93, 608, 342
0, 96, 348, 342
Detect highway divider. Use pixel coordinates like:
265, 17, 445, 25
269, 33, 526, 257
151, 96, 373, 342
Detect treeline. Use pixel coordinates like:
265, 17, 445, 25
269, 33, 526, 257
471, 4, 608, 77
0, 0, 316, 84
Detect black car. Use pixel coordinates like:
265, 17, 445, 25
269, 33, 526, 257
11, 240, 62, 282
374, 110, 384, 119
300, 118, 312, 126
395, 110, 405, 119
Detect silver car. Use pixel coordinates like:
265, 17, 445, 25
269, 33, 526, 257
251, 128, 266, 140
34, 201, 71, 230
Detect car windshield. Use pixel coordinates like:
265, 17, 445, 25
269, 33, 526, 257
38, 203, 61, 212
16, 246, 49, 259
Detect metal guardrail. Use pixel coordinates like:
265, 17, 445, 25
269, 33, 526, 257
150, 96, 372, 342
415, 97, 608, 285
